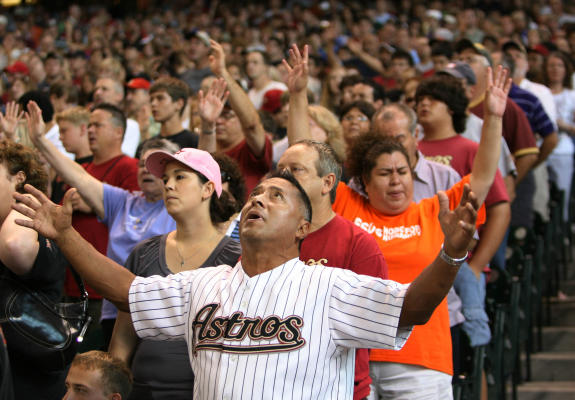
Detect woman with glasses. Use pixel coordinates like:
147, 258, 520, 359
339, 100, 375, 149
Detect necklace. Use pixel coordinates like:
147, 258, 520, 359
175, 240, 195, 268
173, 231, 220, 268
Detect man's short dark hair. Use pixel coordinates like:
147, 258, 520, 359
91, 103, 127, 137
18, 91, 54, 123
245, 49, 271, 66
431, 41, 453, 59
415, 75, 469, 134
49, 82, 79, 105
392, 49, 415, 67
149, 77, 190, 116
268, 170, 312, 223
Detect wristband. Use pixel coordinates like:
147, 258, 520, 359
440, 244, 468, 266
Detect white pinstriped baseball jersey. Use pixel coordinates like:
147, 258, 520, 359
129, 258, 412, 399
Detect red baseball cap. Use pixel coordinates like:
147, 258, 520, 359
261, 89, 285, 114
126, 77, 151, 90
5, 61, 29, 75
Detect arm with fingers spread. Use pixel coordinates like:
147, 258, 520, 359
208, 40, 266, 155
470, 66, 511, 206
400, 185, 478, 326
284, 44, 312, 145
12, 186, 133, 311
197, 78, 229, 153
25, 101, 105, 218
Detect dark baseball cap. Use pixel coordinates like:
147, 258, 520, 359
502, 40, 527, 55
438, 61, 477, 85
455, 38, 493, 66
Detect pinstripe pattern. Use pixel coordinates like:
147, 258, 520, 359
129, 258, 411, 400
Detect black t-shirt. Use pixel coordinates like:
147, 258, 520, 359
1, 235, 68, 398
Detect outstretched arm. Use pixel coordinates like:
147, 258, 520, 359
283, 44, 312, 145
399, 185, 478, 326
470, 66, 512, 205
208, 39, 266, 155
25, 101, 105, 218
12, 185, 134, 311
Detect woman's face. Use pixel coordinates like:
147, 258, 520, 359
341, 107, 370, 147
309, 117, 328, 143
365, 151, 414, 215
162, 161, 210, 217
546, 56, 566, 85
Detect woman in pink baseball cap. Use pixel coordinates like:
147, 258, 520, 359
109, 147, 241, 399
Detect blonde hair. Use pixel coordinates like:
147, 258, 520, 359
308, 105, 346, 161
55, 106, 91, 127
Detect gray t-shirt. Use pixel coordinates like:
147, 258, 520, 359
125, 234, 241, 400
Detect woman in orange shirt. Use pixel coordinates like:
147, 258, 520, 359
283, 43, 510, 399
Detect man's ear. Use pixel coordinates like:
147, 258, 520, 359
80, 124, 88, 137
321, 173, 336, 197
296, 218, 311, 242
110, 393, 122, 400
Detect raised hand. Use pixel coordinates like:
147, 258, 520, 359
437, 184, 479, 257
282, 44, 309, 94
198, 78, 229, 124
0, 101, 23, 140
484, 65, 512, 118
208, 39, 227, 78
12, 184, 75, 240
24, 100, 46, 146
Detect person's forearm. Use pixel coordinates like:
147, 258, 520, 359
354, 50, 385, 75
504, 175, 516, 202
109, 311, 139, 364
468, 202, 510, 278
55, 227, 134, 312
34, 136, 104, 217
514, 153, 538, 184
534, 132, 558, 166
399, 247, 464, 327
470, 113, 502, 204
287, 90, 311, 145
221, 69, 266, 154
197, 121, 217, 153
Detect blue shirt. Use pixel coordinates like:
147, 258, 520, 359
100, 184, 176, 320
509, 83, 555, 137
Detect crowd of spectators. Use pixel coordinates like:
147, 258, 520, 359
1, 0, 575, 399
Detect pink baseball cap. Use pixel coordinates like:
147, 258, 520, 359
146, 148, 223, 197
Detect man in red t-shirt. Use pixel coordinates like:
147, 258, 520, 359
278, 140, 388, 400
197, 40, 272, 196
70, 103, 139, 348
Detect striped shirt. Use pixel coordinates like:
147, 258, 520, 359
129, 258, 411, 399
